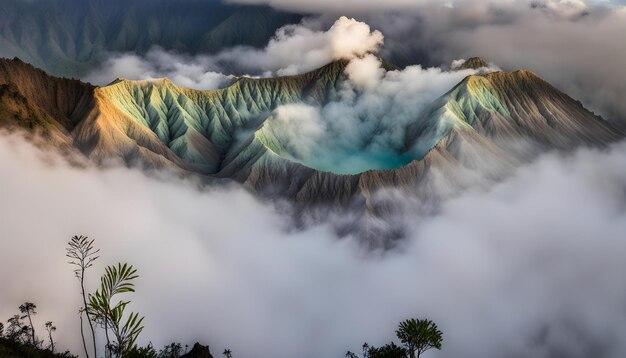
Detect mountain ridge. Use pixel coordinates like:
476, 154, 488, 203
0, 56, 622, 242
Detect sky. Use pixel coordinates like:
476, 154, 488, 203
1, 1, 626, 357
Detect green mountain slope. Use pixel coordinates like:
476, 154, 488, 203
413, 70, 618, 149
93, 60, 346, 173
0, 57, 622, 218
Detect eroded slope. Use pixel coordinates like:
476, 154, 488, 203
0, 58, 622, 213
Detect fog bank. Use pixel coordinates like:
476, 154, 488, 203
1, 132, 626, 357
85, 16, 383, 88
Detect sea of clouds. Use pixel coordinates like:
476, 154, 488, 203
1, 127, 626, 358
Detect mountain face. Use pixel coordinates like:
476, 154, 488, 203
0, 0, 300, 78
0, 58, 95, 151
0, 57, 622, 242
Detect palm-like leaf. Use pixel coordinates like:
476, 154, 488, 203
88, 263, 143, 357
108, 303, 144, 352
87, 290, 112, 324
102, 263, 138, 296
120, 312, 144, 349
88, 264, 138, 317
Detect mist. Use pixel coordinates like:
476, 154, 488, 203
84, 47, 234, 89
85, 16, 384, 88
214, 0, 626, 125
260, 54, 496, 174
2, 125, 626, 358
82, 1, 626, 128
352, 0, 626, 124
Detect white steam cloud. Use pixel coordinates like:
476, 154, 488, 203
85, 17, 384, 88
261, 54, 496, 174
2, 128, 626, 358
218, 16, 383, 76
349, 0, 626, 123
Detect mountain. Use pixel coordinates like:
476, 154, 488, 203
0, 57, 95, 153
0, 57, 622, 242
417, 69, 618, 148
0, 0, 300, 78
455, 57, 490, 70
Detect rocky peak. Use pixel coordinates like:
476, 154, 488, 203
180, 342, 214, 358
455, 57, 490, 70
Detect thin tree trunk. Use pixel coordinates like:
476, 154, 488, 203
48, 330, 54, 353
104, 312, 111, 358
114, 327, 124, 357
80, 268, 97, 358
26, 312, 35, 346
80, 312, 89, 358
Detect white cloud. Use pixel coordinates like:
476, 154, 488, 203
352, 1, 626, 123
84, 47, 233, 90
262, 104, 326, 159
261, 55, 496, 174
344, 54, 385, 89
2, 129, 626, 357
327, 16, 385, 60
218, 16, 383, 76
85, 17, 384, 87
537, 0, 590, 18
